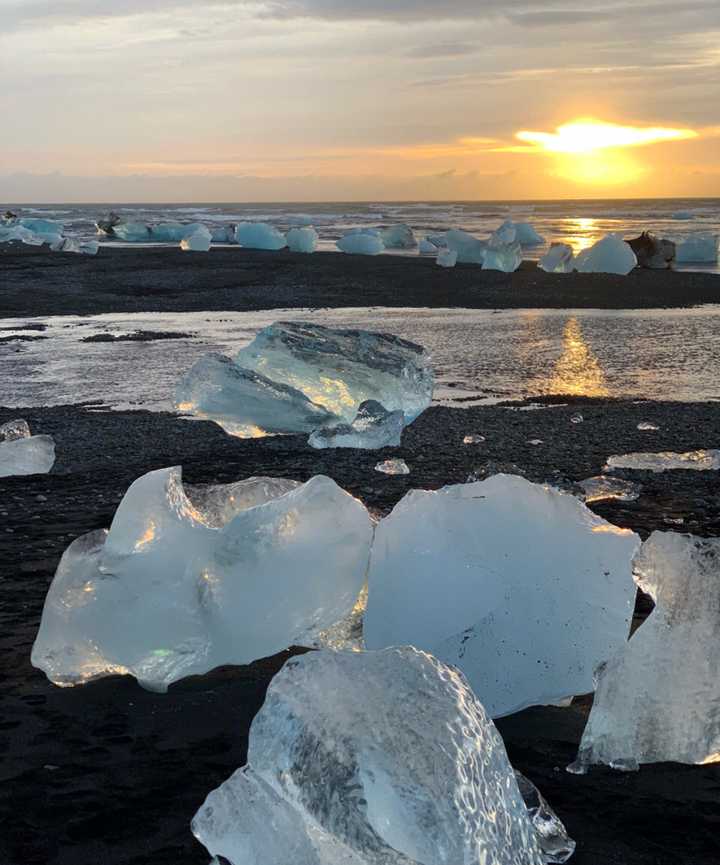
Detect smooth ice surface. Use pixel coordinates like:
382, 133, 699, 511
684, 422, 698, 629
445, 228, 486, 264
236, 222, 287, 250
337, 232, 384, 255
675, 233, 719, 263
579, 475, 641, 503
175, 352, 340, 437
573, 532, 720, 769
32, 469, 373, 691
574, 235, 637, 275
436, 248, 457, 268
286, 226, 318, 253
379, 223, 416, 249
180, 227, 212, 252
605, 449, 720, 472
113, 221, 152, 242
375, 458, 410, 475
483, 239, 523, 272
515, 772, 575, 864
234, 321, 433, 424
0, 419, 55, 477
308, 400, 404, 450
365, 474, 640, 717
539, 243, 575, 273
510, 221, 545, 246
191, 647, 544, 865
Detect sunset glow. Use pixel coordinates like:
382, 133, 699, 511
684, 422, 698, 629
516, 120, 698, 154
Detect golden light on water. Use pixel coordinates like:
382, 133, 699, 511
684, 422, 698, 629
549, 318, 609, 397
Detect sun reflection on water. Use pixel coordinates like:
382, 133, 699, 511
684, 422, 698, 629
548, 318, 609, 397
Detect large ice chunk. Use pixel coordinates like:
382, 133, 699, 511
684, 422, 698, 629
31, 469, 373, 691
365, 474, 640, 717
152, 222, 202, 242
308, 400, 404, 449
418, 237, 438, 254
538, 243, 574, 273
445, 228, 486, 264
483, 236, 523, 272
504, 220, 545, 246
379, 223, 416, 249
0, 419, 55, 477
112, 221, 152, 242
175, 353, 340, 437
180, 226, 212, 252
337, 232, 384, 255
605, 449, 720, 472
515, 772, 576, 864
675, 233, 719, 263
210, 225, 236, 243
572, 532, 720, 771
574, 235, 637, 275
286, 226, 318, 253
234, 321, 433, 424
236, 222, 287, 250
191, 647, 544, 865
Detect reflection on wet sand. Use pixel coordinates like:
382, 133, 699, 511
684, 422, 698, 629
549, 317, 609, 396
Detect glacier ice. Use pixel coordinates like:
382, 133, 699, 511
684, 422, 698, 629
538, 243, 575, 274
337, 232, 384, 255
578, 475, 641, 503
286, 226, 318, 253
180, 226, 212, 252
364, 474, 640, 717
572, 532, 720, 770
515, 772, 576, 864
637, 421, 660, 431
605, 449, 720, 472
175, 353, 340, 437
375, 458, 410, 475
675, 233, 718, 263
113, 221, 152, 242
152, 222, 201, 242
0, 419, 56, 478
379, 223, 416, 249
236, 222, 287, 250
191, 647, 544, 865
483, 237, 523, 272
445, 228, 486, 264
507, 220, 545, 247
31, 469, 373, 692
418, 237, 438, 254
574, 235, 637, 275
436, 248, 457, 268
210, 225, 236, 243
308, 400, 404, 450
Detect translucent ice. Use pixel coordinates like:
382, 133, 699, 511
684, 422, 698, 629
210, 225, 236, 243
380, 223, 416, 249
605, 449, 720, 472
572, 532, 720, 770
365, 474, 640, 717
31, 469, 373, 691
191, 647, 544, 865
463, 433, 486, 444
418, 237, 438, 254
286, 226, 318, 253
675, 233, 719, 263
113, 221, 152, 242
15, 217, 63, 241
436, 248, 458, 268
445, 228, 486, 264
483, 238, 523, 272
574, 235, 637, 275
236, 222, 287, 250
511, 221, 545, 247
180, 226, 212, 252
152, 222, 201, 242
308, 400, 404, 449
337, 232, 384, 255
637, 421, 660, 431
0, 419, 55, 477
175, 353, 340, 437
578, 475, 641, 503
375, 458, 410, 475
539, 243, 574, 274
515, 772, 576, 864
0, 224, 48, 247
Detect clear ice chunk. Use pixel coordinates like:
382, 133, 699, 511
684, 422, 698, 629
436, 247, 458, 267
375, 458, 410, 475
605, 450, 720, 472
445, 228, 486, 263
0, 419, 55, 477
637, 421, 660, 431
380, 223, 416, 249
31, 469, 373, 691
483, 238, 523, 272
112, 221, 152, 242
191, 647, 544, 865
336, 232, 384, 255
418, 237, 438, 254
364, 474, 640, 717
573, 532, 720, 769
538, 243, 574, 273
578, 475, 641, 503
514, 772, 576, 864
286, 226, 318, 253
510, 220, 545, 247
463, 433, 486, 444
675, 233, 718, 264
236, 222, 287, 250
180, 226, 212, 252
308, 400, 404, 449
574, 235, 637, 275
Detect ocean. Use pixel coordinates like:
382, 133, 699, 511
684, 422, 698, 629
4, 198, 720, 273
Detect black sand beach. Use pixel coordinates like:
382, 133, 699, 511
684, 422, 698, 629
1, 246, 720, 317
2, 397, 720, 864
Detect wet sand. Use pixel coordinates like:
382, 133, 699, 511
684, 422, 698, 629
2, 397, 720, 864
1, 246, 720, 318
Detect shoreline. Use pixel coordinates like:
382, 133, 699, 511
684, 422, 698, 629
2, 246, 720, 318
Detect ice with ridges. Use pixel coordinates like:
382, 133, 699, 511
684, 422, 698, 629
572, 532, 720, 771
574, 235, 637, 275
236, 222, 287, 250
365, 474, 640, 717
0, 419, 56, 478
445, 228, 486, 263
191, 647, 544, 865
308, 399, 404, 449
539, 243, 574, 273
286, 226, 318, 253
31, 469, 373, 692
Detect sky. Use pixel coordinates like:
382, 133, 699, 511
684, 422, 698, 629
1, 0, 719, 202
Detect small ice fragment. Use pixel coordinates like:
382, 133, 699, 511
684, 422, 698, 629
0, 419, 31, 442
286, 226, 318, 253
336, 232, 384, 255
527, 438, 544, 446
663, 516, 685, 526
574, 235, 637, 275
573, 532, 720, 770
236, 222, 287, 250
605, 450, 720, 472
308, 400, 404, 450
579, 476, 641, 503
463, 434, 486, 444
538, 243, 574, 274
191, 648, 545, 865
436, 248, 458, 268
570, 413, 584, 424
637, 421, 659, 431
0, 419, 55, 478
375, 458, 410, 475
514, 772, 576, 864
